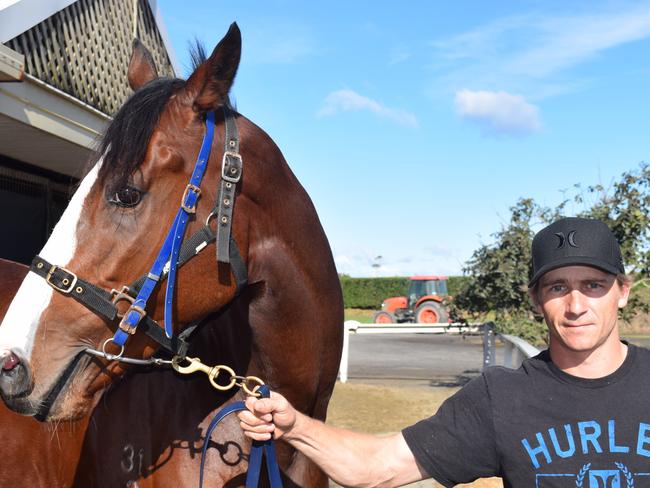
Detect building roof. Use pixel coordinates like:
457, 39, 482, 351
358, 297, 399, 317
0, 0, 179, 74
0, 0, 181, 176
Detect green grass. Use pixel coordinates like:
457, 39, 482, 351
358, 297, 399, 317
344, 308, 375, 323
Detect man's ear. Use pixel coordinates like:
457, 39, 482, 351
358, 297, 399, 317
528, 287, 542, 314
617, 281, 631, 309
128, 39, 159, 91
181, 22, 241, 113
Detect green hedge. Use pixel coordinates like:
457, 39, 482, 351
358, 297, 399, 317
340, 277, 409, 309
340, 276, 469, 309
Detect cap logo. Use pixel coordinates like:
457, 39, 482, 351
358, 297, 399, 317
555, 231, 578, 249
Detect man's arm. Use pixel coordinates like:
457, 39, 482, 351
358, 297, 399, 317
238, 392, 428, 488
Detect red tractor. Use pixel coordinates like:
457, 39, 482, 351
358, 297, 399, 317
373, 276, 450, 324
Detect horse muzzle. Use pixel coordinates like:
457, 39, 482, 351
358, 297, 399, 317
0, 350, 34, 408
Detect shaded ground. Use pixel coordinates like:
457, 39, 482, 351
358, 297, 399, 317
344, 333, 496, 385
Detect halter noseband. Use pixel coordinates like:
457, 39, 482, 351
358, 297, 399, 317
28, 104, 248, 419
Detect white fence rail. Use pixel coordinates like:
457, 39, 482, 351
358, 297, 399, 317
339, 320, 540, 383
339, 320, 480, 383
497, 333, 541, 369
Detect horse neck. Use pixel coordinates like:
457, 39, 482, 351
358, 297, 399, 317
238, 142, 344, 405
243, 159, 341, 320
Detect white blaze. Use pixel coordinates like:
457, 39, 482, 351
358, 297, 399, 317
0, 164, 100, 359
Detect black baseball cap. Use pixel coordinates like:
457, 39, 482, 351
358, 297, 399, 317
529, 217, 625, 287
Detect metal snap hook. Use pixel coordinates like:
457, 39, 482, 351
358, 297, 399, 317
208, 364, 237, 391
239, 375, 265, 397
172, 356, 210, 375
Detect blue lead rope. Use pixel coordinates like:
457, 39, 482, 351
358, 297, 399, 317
199, 385, 283, 488
112, 111, 216, 346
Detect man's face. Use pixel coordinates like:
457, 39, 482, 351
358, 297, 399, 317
532, 266, 630, 354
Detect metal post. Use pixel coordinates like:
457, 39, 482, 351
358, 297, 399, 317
504, 341, 513, 368
339, 321, 355, 383
482, 322, 496, 370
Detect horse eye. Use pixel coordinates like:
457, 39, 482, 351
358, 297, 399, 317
108, 186, 142, 207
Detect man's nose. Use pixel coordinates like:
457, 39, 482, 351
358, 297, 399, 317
565, 289, 588, 316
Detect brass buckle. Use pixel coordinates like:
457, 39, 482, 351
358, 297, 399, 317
110, 286, 135, 316
221, 151, 242, 183
181, 184, 201, 213
45, 265, 78, 294
118, 304, 147, 335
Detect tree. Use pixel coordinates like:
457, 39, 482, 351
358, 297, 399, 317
452, 198, 548, 344
576, 162, 650, 319
454, 163, 650, 343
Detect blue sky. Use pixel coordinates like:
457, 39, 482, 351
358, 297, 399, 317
156, 0, 650, 277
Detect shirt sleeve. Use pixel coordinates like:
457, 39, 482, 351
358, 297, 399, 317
401, 374, 499, 486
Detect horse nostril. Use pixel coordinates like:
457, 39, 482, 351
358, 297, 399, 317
0, 350, 33, 406
2, 353, 20, 372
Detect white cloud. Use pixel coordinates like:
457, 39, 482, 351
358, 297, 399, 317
318, 89, 418, 128
334, 247, 463, 277
455, 90, 541, 136
430, 4, 650, 98
507, 9, 650, 78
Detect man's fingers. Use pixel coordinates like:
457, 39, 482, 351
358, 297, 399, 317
245, 396, 271, 412
239, 419, 275, 434
252, 399, 278, 415
238, 391, 294, 442
242, 430, 273, 441
244, 396, 258, 411
239, 414, 276, 441
238, 409, 273, 425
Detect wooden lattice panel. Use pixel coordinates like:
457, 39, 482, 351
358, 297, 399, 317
6, 0, 175, 115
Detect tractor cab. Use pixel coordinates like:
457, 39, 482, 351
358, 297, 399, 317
374, 275, 450, 324
407, 276, 448, 308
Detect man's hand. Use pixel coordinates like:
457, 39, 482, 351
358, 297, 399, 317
238, 390, 426, 487
238, 391, 299, 441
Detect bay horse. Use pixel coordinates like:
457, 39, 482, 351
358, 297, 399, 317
0, 258, 268, 487
0, 23, 343, 487
0, 258, 88, 487
0, 258, 269, 487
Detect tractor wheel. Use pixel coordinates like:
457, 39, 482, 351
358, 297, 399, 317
373, 311, 396, 324
414, 302, 449, 324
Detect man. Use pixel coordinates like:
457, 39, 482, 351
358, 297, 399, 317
239, 217, 647, 487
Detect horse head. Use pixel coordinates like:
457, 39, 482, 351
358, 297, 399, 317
0, 24, 257, 420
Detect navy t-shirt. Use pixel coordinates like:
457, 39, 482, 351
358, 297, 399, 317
402, 344, 650, 487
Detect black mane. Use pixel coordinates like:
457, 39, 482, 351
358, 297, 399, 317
95, 77, 185, 191
189, 40, 207, 71
94, 41, 236, 190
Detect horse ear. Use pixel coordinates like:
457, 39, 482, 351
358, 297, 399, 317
184, 22, 241, 112
128, 39, 159, 91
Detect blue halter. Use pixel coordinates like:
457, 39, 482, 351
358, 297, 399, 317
111, 110, 284, 487
112, 111, 216, 346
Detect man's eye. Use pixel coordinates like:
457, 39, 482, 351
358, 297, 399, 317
108, 186, 143, 208
550, 285, 564, 293
586, 282, 602, 289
